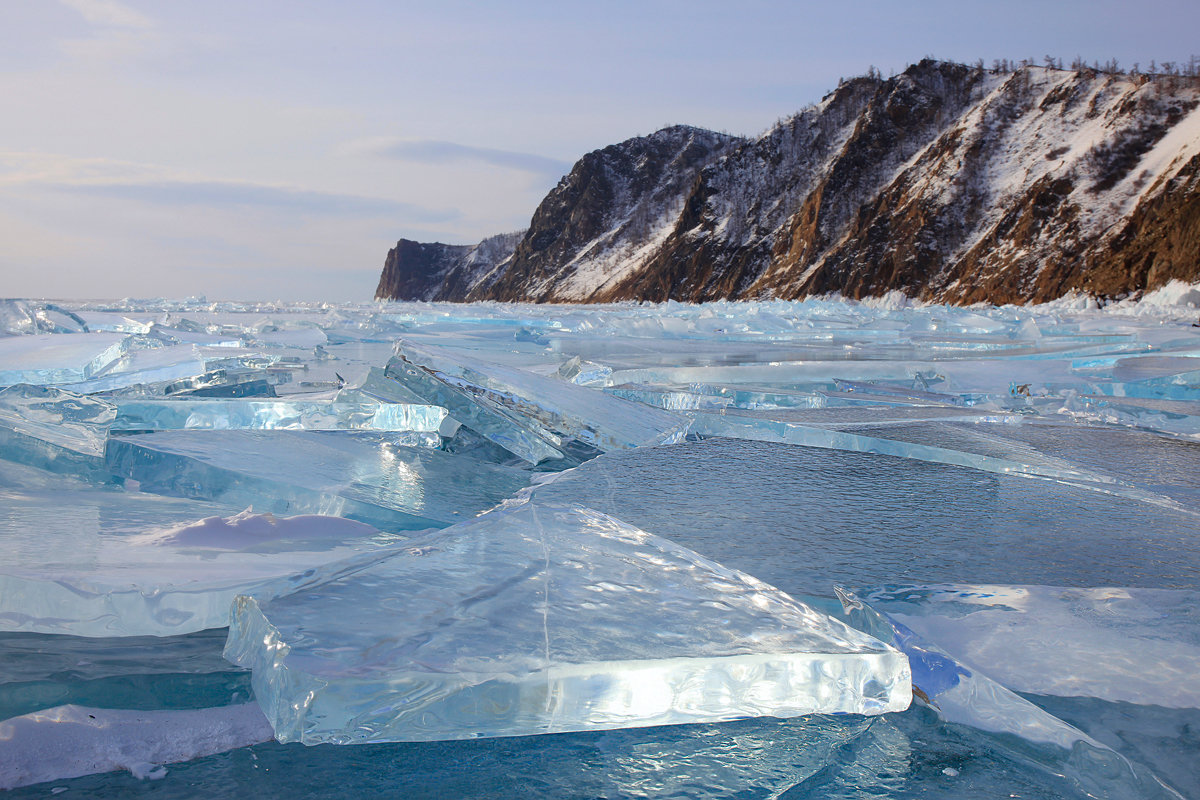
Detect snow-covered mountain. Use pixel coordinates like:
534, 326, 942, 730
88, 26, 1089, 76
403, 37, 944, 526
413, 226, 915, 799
375, 60, 1200, 305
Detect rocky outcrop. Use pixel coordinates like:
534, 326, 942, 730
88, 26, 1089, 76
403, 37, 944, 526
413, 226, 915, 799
377, 61, 1200, 306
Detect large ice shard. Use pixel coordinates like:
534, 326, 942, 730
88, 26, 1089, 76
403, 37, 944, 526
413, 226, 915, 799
104, 430, 529, 531
0, 332, 128, 386
224, 501, 911, 744
383, 356, 566, 464
391, 340, 691, 452
861, 584, 1200, 709
0, 460, 403, 636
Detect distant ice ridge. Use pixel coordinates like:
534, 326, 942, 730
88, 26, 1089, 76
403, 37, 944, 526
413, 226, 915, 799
225, 501, 911, 744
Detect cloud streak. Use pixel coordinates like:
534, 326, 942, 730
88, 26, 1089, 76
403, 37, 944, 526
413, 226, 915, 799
56, 180, 461, 221
349, 138, 572, 179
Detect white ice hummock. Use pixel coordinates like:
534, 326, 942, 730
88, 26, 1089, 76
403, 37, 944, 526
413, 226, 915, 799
224, 501, 911, 744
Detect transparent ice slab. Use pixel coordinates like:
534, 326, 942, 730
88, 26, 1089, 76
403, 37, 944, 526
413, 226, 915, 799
835, 589, 1174, 800
392, 341, 691, 452
0, 461, 404, 636
111, 398, 448, 433
383, 356, 565, 464
862, 584, 1200, 709
0, 333, 128, 386
0, 385, 116, 480
104, 430, 529, 531
224, 501, 911, 744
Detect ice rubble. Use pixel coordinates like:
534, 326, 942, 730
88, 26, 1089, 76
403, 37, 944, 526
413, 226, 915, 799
224, 501, 911, 744
1, 296, 1200, 794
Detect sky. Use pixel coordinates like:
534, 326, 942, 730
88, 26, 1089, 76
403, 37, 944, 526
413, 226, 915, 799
2, 0, 1198, 302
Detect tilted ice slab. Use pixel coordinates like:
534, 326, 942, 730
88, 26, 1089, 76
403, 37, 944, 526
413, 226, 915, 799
111, 398, 448, 433
835, 589, 1172, 800
0, 332, 128, 386
59, 343, 211, 394
392, 341, 691, 453
862, 584, 1200, 709
0, 385, 116, 480
224, 501, 911, 744
383, 356, 565, 464
105, 430, 529, 531
0, 487, 403, 637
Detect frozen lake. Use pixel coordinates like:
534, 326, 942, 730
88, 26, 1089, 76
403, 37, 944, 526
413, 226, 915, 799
1, 290, 1199, 798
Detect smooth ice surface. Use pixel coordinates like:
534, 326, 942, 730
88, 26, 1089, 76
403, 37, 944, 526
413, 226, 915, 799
104, 430, 528, 531
530, 436, 1200, 597
225, 501, 910, 744
863, 584, 1200, 709
0, 461, 403, 636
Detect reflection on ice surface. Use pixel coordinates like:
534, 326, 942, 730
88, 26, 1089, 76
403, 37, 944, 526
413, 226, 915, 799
225, 501, 910, 744
0, 460, 402, 637
2, 293, 1200, 796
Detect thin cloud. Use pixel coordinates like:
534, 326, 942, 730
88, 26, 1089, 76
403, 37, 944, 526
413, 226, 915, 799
57, 180, 461, 221
348, 138, 572, 179
58, 0, 153, 29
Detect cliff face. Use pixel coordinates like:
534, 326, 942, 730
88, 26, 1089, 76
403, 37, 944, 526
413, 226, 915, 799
377, 60, 1200, 305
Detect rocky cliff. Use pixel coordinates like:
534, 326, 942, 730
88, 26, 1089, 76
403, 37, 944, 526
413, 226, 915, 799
376, 60, 1200, 305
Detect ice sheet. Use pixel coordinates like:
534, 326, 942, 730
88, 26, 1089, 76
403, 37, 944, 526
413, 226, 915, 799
862, 584, 1200, 709
0, 469, 404, 636
225, 501, 910, 744
104, 430, 529, 531
0, 703, 273, 789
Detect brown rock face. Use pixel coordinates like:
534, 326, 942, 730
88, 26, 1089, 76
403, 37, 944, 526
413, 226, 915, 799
376, 61, 1200, 306
374, 240, 470, 301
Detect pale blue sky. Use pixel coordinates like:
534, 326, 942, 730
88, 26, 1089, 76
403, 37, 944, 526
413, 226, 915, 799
2, 0, 1197, 301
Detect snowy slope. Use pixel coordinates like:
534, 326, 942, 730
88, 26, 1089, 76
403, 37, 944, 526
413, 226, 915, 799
377, 61, 1200, 306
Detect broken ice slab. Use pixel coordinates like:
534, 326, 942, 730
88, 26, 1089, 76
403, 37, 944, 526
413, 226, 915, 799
111, 398, 448, 433
383, 356, 565, 464
0, 332, 128, 386
604, 384, 735, 411
58, 343, 210, 394
0, 385, 116, 481
224, 501, 910, 744
392, 341, 691, 452
862, 584, 1200, 709
0, 478, 402, 637
104, 430, 529, 532
835, 591, 1171, 800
